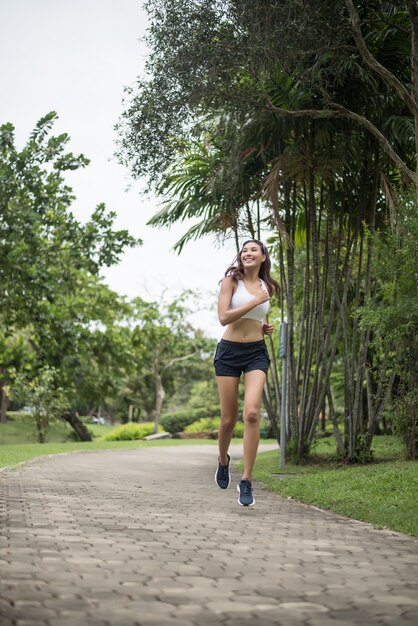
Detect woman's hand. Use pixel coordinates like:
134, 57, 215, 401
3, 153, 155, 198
262, 322, 274, 335
255, 283, 270, 305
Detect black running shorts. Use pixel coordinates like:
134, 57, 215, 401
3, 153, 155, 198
213, 339, 270, 377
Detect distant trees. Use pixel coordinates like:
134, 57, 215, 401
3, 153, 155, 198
0, 114, 214, 440
118, 0, 418, 460
120, 293, 216, 433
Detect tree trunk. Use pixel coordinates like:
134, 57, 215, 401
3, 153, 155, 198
154, 372, 165, 434
262, 386, 278, 440
266, 333, 280, 417
408, 0, 418, 196
0, 377, 8, 423
62, 411, 93, 441
327, 384, 345, 456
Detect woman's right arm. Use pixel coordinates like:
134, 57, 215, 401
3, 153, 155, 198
217, 276, 270, 327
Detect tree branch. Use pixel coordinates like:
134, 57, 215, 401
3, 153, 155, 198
324, 101, 416, 183
262, 95, 416, 184
161, 350, 198, 375
344, 0, 418, 118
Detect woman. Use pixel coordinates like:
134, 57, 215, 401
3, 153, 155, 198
214, 239, 279, 506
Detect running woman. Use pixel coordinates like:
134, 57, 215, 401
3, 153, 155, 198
214, 239, 279, 506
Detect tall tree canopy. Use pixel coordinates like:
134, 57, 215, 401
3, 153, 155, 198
117, 0, 417, 189
118, 0, 418, 461
0, 113, 139, 428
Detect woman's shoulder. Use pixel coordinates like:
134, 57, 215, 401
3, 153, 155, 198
219, 275, 240, 293
221, 274, 240, 285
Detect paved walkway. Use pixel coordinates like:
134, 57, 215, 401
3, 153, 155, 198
0, 444, 417, 626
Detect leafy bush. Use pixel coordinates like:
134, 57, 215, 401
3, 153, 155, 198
6, 411, 33, 421
101, 422, 160, 441
161, 408, 212, 434
185, 417, 244, 438
184, 417, 219, 433
11, 366, 67, 443
232, 421, 244, 438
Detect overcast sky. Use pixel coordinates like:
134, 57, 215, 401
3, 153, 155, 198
0, 0, 237, 339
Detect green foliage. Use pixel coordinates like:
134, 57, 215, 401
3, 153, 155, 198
0, 113, 138, 330
351, 435, 375, 464
4, 411, 34, 422
121, 293, 217, 425
286, 438, 311, 465
101, 422, 161, 441
185, 417, 244, 438
184, 416, 220, 433
116, 0, 418, 468
11, 366, 67, 443
384, 389, 418, 461
359, 196, 418, 459
118, 1, 414, 187
160, 407, 213, 434
232, 421, 244, 438
0, 114, 142, 432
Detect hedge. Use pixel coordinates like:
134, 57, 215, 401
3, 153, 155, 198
185, 417, 245, 438
100, 422, 160, 441
161, 407, 220, 434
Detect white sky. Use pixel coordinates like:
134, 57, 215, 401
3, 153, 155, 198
0, 0, 236, 339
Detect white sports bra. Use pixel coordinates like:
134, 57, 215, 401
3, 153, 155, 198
230, 279, 269, 323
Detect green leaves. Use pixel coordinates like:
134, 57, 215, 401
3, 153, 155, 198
0, 115, 143, 423
0, 114, 140, 330
12, 365, 68, 443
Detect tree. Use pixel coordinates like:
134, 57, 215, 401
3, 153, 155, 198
118, 0, 417, 462
0, 113, 140, 437
0, 112, 139, 330
0, 328, 34, 423
128, 293, 216, 433
359, 194, 418, 459
12, 366, 67, 443
118, 1, 416, 191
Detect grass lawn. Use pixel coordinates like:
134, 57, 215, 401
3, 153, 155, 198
241, 435, 418, 537
0, 433, 258, 469
0, 415, 114, 445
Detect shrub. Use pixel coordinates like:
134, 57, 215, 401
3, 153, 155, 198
185, 417, 244, 438
101, 422, 160, 441
232, 421, 244, 438
185, 417, 219, 433
161, 408, 212, 434
11, 366, 67, 443
6, 411, 32, 421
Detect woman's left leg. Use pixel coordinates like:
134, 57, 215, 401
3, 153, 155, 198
242, 369, 266, 480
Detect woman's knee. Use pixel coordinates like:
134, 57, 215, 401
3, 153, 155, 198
243, 406, 260, 425
220, 415, 237, 431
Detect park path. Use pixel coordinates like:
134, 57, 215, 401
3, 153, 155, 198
0, 443, 417, 626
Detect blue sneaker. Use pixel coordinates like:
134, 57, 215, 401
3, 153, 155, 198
237, 479, 255, 506
215, 453, 231, 489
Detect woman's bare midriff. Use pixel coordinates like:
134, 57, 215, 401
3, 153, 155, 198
222, 318, 264, 343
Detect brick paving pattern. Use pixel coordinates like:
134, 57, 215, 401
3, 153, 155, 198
1, 443, 417, 625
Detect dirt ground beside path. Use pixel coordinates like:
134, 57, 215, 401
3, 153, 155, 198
1, 443, 417, 626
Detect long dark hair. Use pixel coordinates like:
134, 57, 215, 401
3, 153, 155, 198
224, 239, 280, 296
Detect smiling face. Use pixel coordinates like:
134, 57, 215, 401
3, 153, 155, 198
240, 241, 266, 270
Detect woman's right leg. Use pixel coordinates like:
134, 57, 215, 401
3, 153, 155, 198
216, 376, 240, 464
